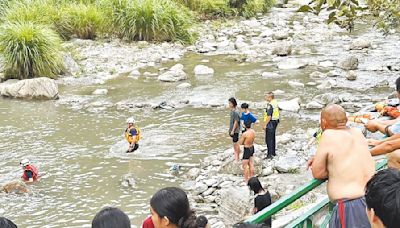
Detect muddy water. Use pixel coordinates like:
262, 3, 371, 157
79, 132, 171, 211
0, 35, 393, 227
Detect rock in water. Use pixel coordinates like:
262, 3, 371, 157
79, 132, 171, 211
177, 83, 191, 89
273, 31, 289, 40
272, 43, 292, 56
194, 65, 214, 76
350, 39, 371, 50
0, 77, 59, 99
309, 71, 327, 79
63, 53, 80, 76
306, 101, 324, 109
278, 98, 301, 112
338, 56, 358, 70
219, 186, 251, 226
278, 59, 307, 70
185, 168, 201, 180
121, 174, 136, 188
346, 71, 357, 81
92, 89, 108, 95
288, 81, 305, 88
1, 181, 30, 194
158, 64, 187, 82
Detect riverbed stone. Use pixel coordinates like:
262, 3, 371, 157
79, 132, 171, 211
92, 89, 108, 95
194, 65, 214, 76
272, 43, 292, 56
346, 71, 357, 81
177, 82, 192, 89
185, 168, 201, 180
338, 56, 359, 70
278, 98, 301, 112
313, 93, 340, 105
278, 59, 307, 70
310, 71, 327, 79
306, 101, 324, 109
0, 77, 59, 100
1, 181, 30, 194
288, 81, 305, 88
275, 155, 302, 173
158, 64, 187, 82
219, 186, 251, 226
121, 174, 136, 188
205, 178, 218, 187
202, 187, 216, 197
273, 31, 289, 40
195, 182, 209, 195
319, 60, 335, 68
63, 53, 80, 76
316, 80, 336, 90
262, 72, 280, 78
350, 39, 371, 50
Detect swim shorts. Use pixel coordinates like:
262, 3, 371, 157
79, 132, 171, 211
329, 197, 370, 228
242, 146, 255, 160
231, 133, 239, 143
126, 144, 139, 153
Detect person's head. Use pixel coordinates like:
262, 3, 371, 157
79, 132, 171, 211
320, 104, 347, 131
248, 177, 264, 194
264, 92, 274, 103
396, 77, 400, 99
196, 215, 208, 228
366, 168, 400, 228
150, 187, 197, 228
0, 217, 17, 228
241, 103, 249, 112
244, 119, 252, 129
92, 207, 131, 228
20, 158, 30, 169
229, 97, 237, 109
126, 117, 135, 127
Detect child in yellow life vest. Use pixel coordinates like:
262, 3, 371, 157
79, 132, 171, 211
125, 117, 141, 153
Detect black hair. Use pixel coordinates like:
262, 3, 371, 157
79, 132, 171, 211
233, 223, 269, 228
92, 207, 131, 228
266, 92, 274, 99
229, 97, 237, 107
0, 217, 17, 228
396, 77, 400, 92
196, 215, 208, 228
248, 177, 264, 194
366, 168, 400, 228
245, 119, 252, 129
150, 187, 198, 228
241, 103, 249, 109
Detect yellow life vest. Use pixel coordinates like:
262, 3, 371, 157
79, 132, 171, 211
315, 128, 323, 145
125, 126, 141, 144
263, 99, 280, 121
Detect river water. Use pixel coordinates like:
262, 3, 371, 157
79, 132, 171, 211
0, 11, 398, 228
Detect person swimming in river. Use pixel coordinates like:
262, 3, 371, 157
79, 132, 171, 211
20, 158, 38, 183
125, 117, 141, 153
239, 119, 256, 182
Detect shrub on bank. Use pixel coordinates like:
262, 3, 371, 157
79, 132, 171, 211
107, 0, 194, 43
0, 22, 64, 79
174, 0, 231, 17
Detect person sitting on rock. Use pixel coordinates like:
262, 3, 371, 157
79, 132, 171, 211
92, 207, 131, 228
309, 104, 375, 228
365, 168, 400, 228
240, 103, 259, 133
239, 120, 256, 182
0, 217, 17, 228
125, 117, 141, 153
248, 177, 272, 227
20, 158, 38, 183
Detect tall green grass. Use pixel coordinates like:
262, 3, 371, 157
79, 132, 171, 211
175, 0, 231, 16
0, 22, 63, 79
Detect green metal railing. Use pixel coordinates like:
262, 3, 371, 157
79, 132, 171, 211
245, 159, 388, 227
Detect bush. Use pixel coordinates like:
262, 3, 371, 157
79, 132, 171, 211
108, 0, 194, 43
0, 22, 64, 79
175, 0, 231, 16
230, 0, 275, 18
3, 0, 59, 25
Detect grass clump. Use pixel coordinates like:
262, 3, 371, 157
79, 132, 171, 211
175, 0, 231, 17
0, 22, 64, 79
108, 0, 194, 43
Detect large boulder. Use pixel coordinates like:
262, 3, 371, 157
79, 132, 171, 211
338, 56, 358, 70
274, 155, 303, 173
350, 39, 371, 50
219, 156, 263, 175
158, 64, 187, 82
1, 181, 30, 194
194, 65, 214, 76
0, 77, 59, 99
219, 186, 251, 226
278, 98, 301, 112
272, 43, 292, 56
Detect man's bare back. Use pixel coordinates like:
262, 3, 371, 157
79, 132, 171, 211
242, 129, 255, 148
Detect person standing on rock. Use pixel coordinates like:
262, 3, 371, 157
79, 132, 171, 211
310, 104, 375, 228
239, 120, 255, 182
229, 97, 241, 162
125, 117, 141, 153
20, 158, 38, 183
240, 103, 259, 133
263, 92, 279, 159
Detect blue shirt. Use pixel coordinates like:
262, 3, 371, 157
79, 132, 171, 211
129, 128, 137, 136
241, 112, 258, 125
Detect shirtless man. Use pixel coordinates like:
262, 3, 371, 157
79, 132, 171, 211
368, 136, 400, 169
239, 120, 255, 182
310, 104, 375, 228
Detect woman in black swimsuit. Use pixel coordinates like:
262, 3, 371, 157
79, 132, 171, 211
248, 177, 272, 227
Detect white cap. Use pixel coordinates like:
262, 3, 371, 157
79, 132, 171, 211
20, 158, 30, 167
126, 117, 135, 124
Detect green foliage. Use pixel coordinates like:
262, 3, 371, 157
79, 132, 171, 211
367, 0, 400, 33
4, 0, 60, 25
175, 0, 231, 16
0, 22, 63, 79
108, 0, 194, 43
230, 0, 275, 18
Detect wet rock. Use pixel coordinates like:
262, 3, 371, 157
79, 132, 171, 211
63, 53, 80, 76
259, 29, 274, 38
275, 155, 302, 173
121, 174, 136, 188
177, 83, 191, 89
316, 80, 336, 90
262, 166, 274, 176
272, 43, 292, 56
261, 72, 280, 78
202, 187, 216, 196
350, 39, 371, 50
92, 89, 108, 95
181, 180, 196, 191
205, 179, 218, 187
346, 71, 357, 81
278, 59, 307, 70
0, 77, 59, 100
129, 69, 141, 77
309, 71, 327, 79
306, 101, 324, 109
338, 56, 358, 70
273, 89, 285, 95
158, 64, 187, 82
195, 182, 208, 195
288, 81, 305, 88
313, 93, 340, 105
278, 98, 301, 112
204, 195, 217, 203
185, 168, 201, 180
219, 186, 251, 226
327, 70, 343, 77
319, 61, 335, 68
307, 82, 317, 86
273, 31, 289, 40
1, 181, 29, 194
194, 65, 214, 76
